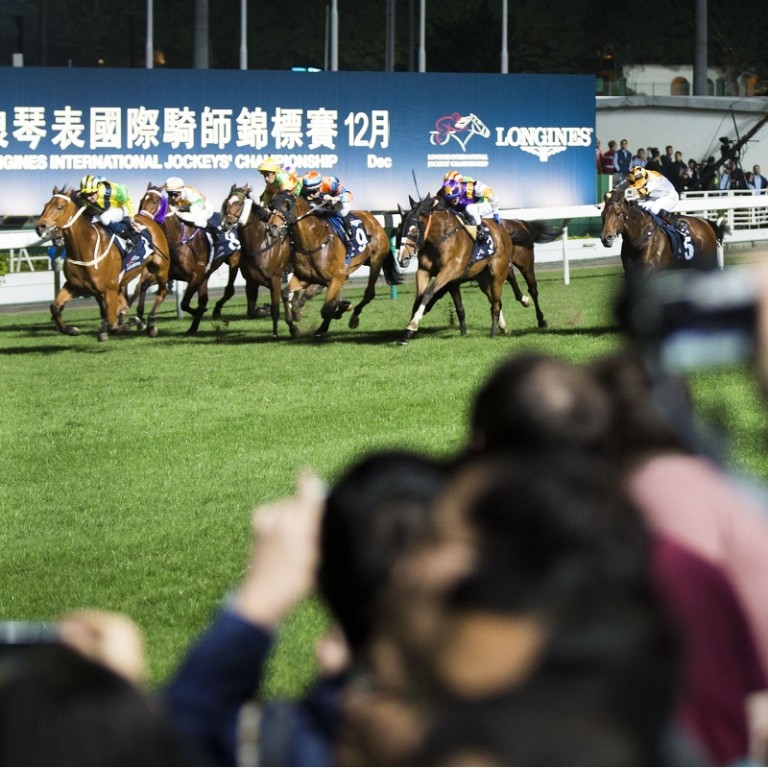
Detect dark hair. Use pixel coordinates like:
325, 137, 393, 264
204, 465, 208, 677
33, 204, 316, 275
469, 352, 611, 457
318, 450, 447, 652
0, 646, 189, 766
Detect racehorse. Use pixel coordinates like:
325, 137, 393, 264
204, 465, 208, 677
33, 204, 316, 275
266, 191, 401, 336
214, 185, 324, 331
396, 194, 526, 344
35, 186, 170, 341
600, 188, 725, 274
213, 184, 294, 335
136, 184, 228, 334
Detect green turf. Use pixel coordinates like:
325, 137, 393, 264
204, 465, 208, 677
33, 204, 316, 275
1, 265, 766, 695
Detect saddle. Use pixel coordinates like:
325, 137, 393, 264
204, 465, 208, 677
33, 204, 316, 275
326, 215, 369, 263
649, 213, 694, 261
455, 212, 494, 263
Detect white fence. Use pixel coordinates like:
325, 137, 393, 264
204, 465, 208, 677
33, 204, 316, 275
2, 191, 768, 306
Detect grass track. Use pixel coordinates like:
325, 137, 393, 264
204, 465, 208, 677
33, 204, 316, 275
2, 264, 766, 694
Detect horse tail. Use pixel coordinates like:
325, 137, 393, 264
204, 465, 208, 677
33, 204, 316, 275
505, 219, 563, 247
705, 216, 730, 243
381, 246, 404, 286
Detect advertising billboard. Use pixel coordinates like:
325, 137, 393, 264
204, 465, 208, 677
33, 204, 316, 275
0, 68, 595, 216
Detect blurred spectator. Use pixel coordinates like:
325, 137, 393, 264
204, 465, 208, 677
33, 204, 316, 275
0, 643, 190, 766
632, 147, 647, 168
661, 144, 675, 180
645, 147, 664, 174
600, 140, 617, 175
670, 150, 689, 193
613, 138, 632, 181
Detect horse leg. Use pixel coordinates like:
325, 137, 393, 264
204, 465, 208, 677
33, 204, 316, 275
316, 277, 345, 336
246, 281, 262, 319
268, 276, 282, 338
212, 263, 239, 320
186, 280, 210, 335
281, 275, 304, 338
349, 257, 384, 329
476, 272, 503, 339
512, 249, 547, 328
401, 269, 459, 344
447, 284, 467, 336
143, 259, 169, 338
97, 289, 122, 342
50, 283, 80, 336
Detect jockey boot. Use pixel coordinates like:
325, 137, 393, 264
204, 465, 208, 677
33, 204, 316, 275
669, 212, 690, 237
342, 215, 354, 245
475, 224, 490, 246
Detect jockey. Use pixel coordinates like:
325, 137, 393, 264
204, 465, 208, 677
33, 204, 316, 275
300, 170, 355, 243
437, 170, 499, 244
258, 157, 303, 207
163, 177, 237, 251
78, 175, 148, 256
626, 166, 688, 235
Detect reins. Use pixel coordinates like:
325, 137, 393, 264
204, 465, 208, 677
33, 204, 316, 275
46, 194, 116, 269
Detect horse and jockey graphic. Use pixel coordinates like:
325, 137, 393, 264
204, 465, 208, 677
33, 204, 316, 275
429, 113, 490, 151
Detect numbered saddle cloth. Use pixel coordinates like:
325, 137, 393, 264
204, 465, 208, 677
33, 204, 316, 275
649, 213, 695, 261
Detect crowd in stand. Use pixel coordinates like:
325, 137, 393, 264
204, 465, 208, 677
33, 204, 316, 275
2, 264, 768, 765
597, 138, 768, 194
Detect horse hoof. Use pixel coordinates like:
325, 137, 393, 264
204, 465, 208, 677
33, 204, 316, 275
97, 332, 109, 342
349, 314, 360, 329
67, 327, 81, 337
147, 326, 158, 338
212, 309, 222, 320
538, 319, 548, 329
399, 330, 414, 345
521, 295, 532, 307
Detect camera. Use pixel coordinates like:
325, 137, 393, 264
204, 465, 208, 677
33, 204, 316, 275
618, 267, 757, 371
0, 621, 59, 655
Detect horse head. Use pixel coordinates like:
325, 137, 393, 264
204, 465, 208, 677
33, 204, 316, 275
138, 183, 168, 223
264, 190, 293, 239
35, 185, 77, 240
600, 190, 629, 248
222, 184, 254, 232
397, 195, 432, 268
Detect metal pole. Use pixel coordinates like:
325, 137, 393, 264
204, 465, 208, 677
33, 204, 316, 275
240, 0, 247, 69
324, 6, 330, 70
385, 0, 396, 72
330, 0, 338, 71
418, 0, 426, 72
500, 0, 508, 74
145, 0, 154, 68
693, 0, 708, 95
194, 0, 209, 69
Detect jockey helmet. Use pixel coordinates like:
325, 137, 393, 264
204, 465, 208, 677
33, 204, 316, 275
258, 157, 281, 173
80, 175, 100, 195
442, 179, 462, 199
302, 171, 323, 194
444, 169, 462, 183
627, 166, 649, 189
165, 177, 184, 192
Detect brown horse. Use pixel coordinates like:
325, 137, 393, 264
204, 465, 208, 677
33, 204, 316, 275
266, 190, 401, 336
600, 188, 725, 274
212, 184, 292, 336
396, 194, 523, 344
35, 186, 170, 341
136, 184, 227, 334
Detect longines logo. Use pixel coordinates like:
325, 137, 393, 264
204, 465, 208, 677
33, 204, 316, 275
495, 126, 594, 162
427, 112, 593, 166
